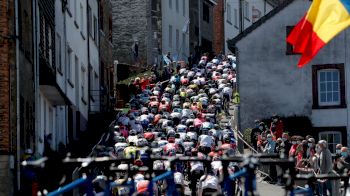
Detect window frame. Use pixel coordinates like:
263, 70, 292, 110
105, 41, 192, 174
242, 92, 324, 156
88, 5, 93, 38
243, 1, 250, 21
56, 34, 62, 74
183, 0, 186, 16
312, 64, 346, 109
67, 47, 74, 87
169, 25, 173, 48
234, 8, 238, 28
317, 69, 340, 106
203, 2, 210, 23
81, 64, 87, 104
227, 3, 232, 24
176, 0, 179, 13
318, 131, 342, 153
176, 29, 179, 51
80, 3, 84, 35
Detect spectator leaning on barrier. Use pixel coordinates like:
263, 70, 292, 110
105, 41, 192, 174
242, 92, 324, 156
335, 143, 343, 155
280, 133, 292, 158
318, 140, 333, 174
263, 134, 276, 154
289, 136, 298, 158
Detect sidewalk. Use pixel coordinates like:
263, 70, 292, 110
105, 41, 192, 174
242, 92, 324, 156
257, 181, 285, 195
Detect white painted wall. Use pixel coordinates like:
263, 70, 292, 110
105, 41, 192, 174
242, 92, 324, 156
88, 0, 100, 113
224, 0, 273, 53
235, 0, 350, 145
65, 0, 89, 119
162, 0, 190, 61
37, 92, 66, 155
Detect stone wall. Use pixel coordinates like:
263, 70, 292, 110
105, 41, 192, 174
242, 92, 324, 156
111, 0, 149, 66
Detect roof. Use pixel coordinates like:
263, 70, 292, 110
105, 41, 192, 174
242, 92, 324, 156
227, 0, 294, 52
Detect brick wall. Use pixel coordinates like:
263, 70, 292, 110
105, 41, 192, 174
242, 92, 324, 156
0, 0, 11, 154
213, 0, 224, 54
0, 0, 15, 195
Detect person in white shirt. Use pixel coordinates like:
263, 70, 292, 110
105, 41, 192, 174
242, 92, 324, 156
198, 169, 221, 196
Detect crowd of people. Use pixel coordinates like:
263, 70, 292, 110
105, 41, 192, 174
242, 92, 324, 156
93, 53, 238, 195
250, 116, 350, 195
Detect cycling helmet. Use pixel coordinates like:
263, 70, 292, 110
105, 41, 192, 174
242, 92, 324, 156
129, 129, 137, 136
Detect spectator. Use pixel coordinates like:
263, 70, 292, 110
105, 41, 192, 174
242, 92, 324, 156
251, 120, 263, 150
307, 138, 316, 159
280, 133, 292, 158
336, 147, 350, 174
263, 134, 276, 154
257, 132, 267, 153
289, 136, 298, 158
318, 140, 333, 195
270, 114, 284, 139
335, 144, 343, 155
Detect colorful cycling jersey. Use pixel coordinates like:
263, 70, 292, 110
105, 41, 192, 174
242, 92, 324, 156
123, 146, 138, 159
199, 135, 214, 147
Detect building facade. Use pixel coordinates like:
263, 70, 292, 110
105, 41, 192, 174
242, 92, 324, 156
228, 0, 350, 151
162, 0, 190, 61
189, 0, 217, 55
224, 0, 274, 53
98, 0, 114, 113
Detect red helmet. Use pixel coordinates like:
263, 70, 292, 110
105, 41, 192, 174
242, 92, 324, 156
144, 132, 155, 141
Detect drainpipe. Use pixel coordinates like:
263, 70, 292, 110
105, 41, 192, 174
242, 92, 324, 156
239, 0, 243, 33
87, 0, 91, 114
14, 0, 20, 190
33, 0, 40, 155
198, 0, 201, 47
63, 0, 69, 145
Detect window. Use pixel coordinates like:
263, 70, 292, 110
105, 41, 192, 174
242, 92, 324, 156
80, 3, 84, 33
234, 8, 238, 28
56, 34, 62, 73
48, 26, 52, 66
227, 3, 232, 24
244, 1, 249, 20
312, 64, 346, 109
66, 0, 72, 16
74, 0, 77, 23
319, 131, 342, 153
286, 26, 300, 55
67, 48, 73, 86
74, 55, 78, 83
169, 25, 173, 48
169, 0, 172, 9
203, 3, 210, 23
176, 0, 179, 13
183, 0, 186, 16
81, 64, 86, 103
176, 29, 179, 50
93, 16, 98, 41
182, 33, 186, 54
88, 5, 92, 38
318, 70, 340, 106
99, 2, 104, 30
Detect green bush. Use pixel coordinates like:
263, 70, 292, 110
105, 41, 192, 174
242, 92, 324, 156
243, 128, 252, 146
